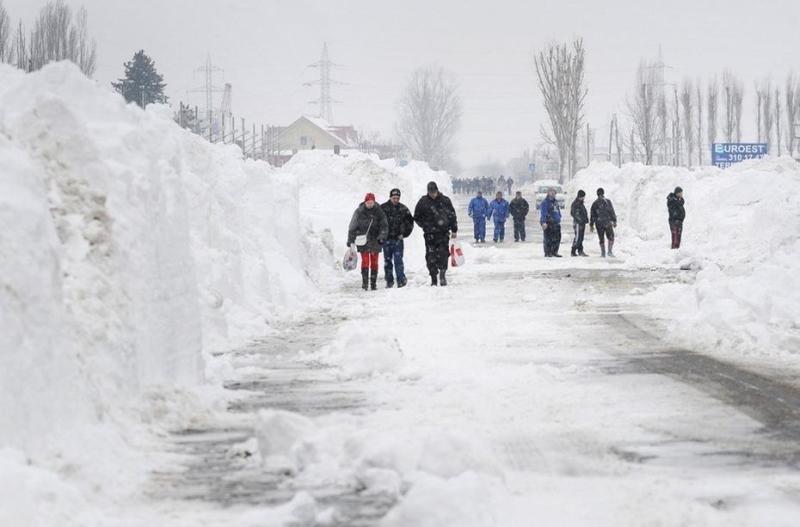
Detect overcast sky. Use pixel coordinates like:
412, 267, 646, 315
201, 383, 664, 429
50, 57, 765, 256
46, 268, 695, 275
5, 0, 800, 166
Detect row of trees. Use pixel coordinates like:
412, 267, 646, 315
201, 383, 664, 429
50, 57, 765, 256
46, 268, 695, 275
0, 0, 96, 76
533, 39, 800, 179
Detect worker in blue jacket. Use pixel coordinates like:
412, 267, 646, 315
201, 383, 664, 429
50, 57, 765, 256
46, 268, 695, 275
539, 188, 562, 257
467, 190, 490, 243
487, 191, 510, 243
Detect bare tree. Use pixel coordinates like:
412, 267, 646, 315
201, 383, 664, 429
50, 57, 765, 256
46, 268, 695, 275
681, 80, 694, 167
786, 74, 800, 156
396, 65, 462, 170
533, 38, 587, 181
10, 20, 27, 70
755, 83, 763, 142
775, 87, 782, 156
707, 79, 718, 149
627, 60, 660, 165
657, 89, 668, 163
722, 70, 744, 142
762, 82, 774, 150
0, 0, 10, 63
28, 0, 96, 76
696, 81, 703, 165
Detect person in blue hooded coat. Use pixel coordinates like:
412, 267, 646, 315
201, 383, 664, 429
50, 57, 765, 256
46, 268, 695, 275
467, 190, 490, 243
487, 191, 510, 243
539, 188, 562, 257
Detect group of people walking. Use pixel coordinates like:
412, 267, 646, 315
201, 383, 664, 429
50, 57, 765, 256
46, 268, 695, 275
347, 181, 686, 291
453, 175, 514, 196
347, 182, 457, 290
468, 191, 530, 243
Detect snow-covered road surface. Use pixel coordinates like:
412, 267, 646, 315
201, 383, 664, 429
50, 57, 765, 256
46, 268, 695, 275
150, 203, 800, 526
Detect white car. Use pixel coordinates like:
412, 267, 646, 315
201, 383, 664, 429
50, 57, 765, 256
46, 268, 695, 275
534, 180, 567, 210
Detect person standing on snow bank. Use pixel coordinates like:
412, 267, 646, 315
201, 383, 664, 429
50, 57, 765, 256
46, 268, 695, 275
509, 191, 529, 242
667, 186, 685, 249
570, 189, 589, 257
347, 193, 389, 291
540, 188, 563, 257
414, 181, 458, 286
487, 191, 510, 243
590, 187, 617, 258
468, 190, 490, 243
381, 188, 414, 288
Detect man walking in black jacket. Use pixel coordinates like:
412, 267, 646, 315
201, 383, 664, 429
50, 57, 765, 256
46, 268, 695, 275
590, 188, 618, 258
381, 188, 415, 287
667, 186, 685, 249
570, 190, 589, 257
509, 191, 529, 242
414, 181, 458, 286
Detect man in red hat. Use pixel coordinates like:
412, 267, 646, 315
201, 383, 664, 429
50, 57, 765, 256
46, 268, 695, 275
347, 193, 389, 290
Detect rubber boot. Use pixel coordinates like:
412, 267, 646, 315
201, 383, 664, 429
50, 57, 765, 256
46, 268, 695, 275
370, 270, 377, 290
439, 269, 448, 286
600, 243, 606, 258
361, 269, 369, 290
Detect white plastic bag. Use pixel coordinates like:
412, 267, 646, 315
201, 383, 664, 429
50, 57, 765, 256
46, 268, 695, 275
343, 244, 359, 271
449, 240, 465, 267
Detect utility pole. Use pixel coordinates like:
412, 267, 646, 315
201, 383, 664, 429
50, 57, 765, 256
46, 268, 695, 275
304, 42, 342, 123
190, 54, 224, 142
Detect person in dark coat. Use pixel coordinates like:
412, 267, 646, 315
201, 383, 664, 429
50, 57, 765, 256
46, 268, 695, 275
414, 181, 458, 286
539, 188, 562, 257
589, 187, 617, 258
347, 193, 389, 290
506, 177, 514, 195
509, 191, 530, 242
667, 186, 685, 249
570, 189, 589, 257
381, 188, 414, 288
468, 190, 490, 243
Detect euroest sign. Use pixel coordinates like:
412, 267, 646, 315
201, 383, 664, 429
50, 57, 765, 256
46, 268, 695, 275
712, 143, 768, 168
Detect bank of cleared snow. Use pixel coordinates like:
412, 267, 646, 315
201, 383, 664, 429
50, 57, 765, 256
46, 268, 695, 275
570, 158, 800, 363
0, 62, 331, 523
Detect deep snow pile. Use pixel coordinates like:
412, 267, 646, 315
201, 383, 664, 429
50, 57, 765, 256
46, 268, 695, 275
570, 158, 800, 362
0, 62, 330, 522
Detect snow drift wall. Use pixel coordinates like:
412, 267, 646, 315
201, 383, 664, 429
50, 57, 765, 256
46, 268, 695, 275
0, 62, 329, 459
571, 158, 800, 362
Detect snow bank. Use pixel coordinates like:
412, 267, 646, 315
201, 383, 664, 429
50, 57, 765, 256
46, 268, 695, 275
570, 158, 800, 362
0, 62, 330, 518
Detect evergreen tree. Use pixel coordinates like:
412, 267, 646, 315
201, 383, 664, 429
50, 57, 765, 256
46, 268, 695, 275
112, 50, 167, 107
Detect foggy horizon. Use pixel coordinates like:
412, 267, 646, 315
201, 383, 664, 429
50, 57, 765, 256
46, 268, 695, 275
3, 0, 799, 167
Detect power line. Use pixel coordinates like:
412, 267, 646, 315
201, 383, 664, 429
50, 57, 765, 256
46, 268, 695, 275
304, 42, 343, 123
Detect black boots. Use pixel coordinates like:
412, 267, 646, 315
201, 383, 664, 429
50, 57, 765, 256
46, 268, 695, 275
439, 270, 447, 286
361, 269, 369, 290
607, 240, 615, 258
397, 277, 407, 288
579, 250, 588, 257
370, 271, 377, 291
430, 274, 438, 286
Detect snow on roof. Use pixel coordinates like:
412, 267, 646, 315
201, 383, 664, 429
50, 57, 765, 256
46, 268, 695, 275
297, 115, 355, 147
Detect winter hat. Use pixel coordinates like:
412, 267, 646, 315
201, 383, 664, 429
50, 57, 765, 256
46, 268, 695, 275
674, 186, 683, 194
364, 192, 376, 202
597, 187, 605, 196
390, 188, 401, 197
577, 189, 586, 198
427, 181, 439, 192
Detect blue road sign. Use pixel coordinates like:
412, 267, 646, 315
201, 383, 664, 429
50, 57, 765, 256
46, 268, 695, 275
712, 143, 768, 168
